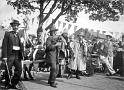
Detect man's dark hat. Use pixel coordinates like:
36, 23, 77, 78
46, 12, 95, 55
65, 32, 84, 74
10, 20, 20, 26
49, 25, 58, 32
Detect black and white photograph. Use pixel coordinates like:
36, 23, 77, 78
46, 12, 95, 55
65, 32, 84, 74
0, 0, 124, 90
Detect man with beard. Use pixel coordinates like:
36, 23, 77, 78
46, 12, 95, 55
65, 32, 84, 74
2, 20, 23, 89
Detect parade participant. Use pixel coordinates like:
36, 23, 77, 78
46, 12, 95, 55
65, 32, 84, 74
116, 35, 124, 76
99, 32, 116, 76
57, 29, 69, 78
60, 29, 69, 58
106, 33, 114, 68
67, 32, 87, 79
67, 35, 75, 79
2, 20, 23, 89
33, 42, 46, 72
23, 48, 34, 80
86, 37, 100, 76
91, 37, 101, 54
23, 34, 35, 80
79, 32, 88, 74
45, 25, 61, 88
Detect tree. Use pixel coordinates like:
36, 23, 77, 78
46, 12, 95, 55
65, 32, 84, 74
6, 0, 124, 43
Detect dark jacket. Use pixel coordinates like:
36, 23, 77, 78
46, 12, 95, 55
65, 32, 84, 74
45, 36, 58, 64
2, 31, 23, 59
92, 42, 101, 54
99, 41, 108, 57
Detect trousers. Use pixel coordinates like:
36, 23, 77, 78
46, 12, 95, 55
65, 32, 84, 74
100, 55, 115, 74
48, 62, 59, 83
5, 51, 22, 86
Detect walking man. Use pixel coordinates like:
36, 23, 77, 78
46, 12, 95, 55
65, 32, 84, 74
99, 32, 116, 76
45, 25, 61, 88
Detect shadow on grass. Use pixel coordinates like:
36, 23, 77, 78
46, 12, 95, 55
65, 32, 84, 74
22, 72, 110, 90
23, 72, 64, 86
105, 76, 124, 81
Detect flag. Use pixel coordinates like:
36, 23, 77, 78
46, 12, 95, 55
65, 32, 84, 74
89, 29, 93, 38
90, 29, 94, 32
110, 32, 113, 35
96, 30, 100, 37
84, 28, 88, 34
121, 32, 124, 35
115, 32, 119, 39
89, 29, 94, 36
68, 24, 72, 30
58, 20, 61, 28
74, 25, 77, 32
102, 31, 106, 34
32, 18, 35, 24
63, 22, 66, 28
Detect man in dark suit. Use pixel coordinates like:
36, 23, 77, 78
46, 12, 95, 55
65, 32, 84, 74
45, 25, 61, 88
2, 20, 23, 89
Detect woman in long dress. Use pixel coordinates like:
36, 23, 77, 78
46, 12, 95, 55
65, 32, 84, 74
68, 33, 87, 79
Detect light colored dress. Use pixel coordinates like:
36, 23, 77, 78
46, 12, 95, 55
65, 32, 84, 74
68, 38, 87, 71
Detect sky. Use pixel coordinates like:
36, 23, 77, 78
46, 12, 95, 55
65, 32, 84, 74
0, 0, 124, 35
0, 0, 17, 24
77, 12, 124, 33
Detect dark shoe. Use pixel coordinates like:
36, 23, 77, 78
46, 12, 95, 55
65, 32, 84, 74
5, 84, 12, 89
48, 81, 50, 84
48, 81, 57, 85
76, 75, 81, 79
24, 77, 29, 81
50, 83, 57, 88
30, 77, 35, 80
56, 74, 62, 78
11, 85, 18, 89
48, 80, 50, 84
111, 73, 118, 76
11, 85, 22, 89
84, 73, 92, 77
106, 73, 111, 76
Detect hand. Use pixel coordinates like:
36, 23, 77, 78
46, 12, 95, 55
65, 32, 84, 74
118, 48, 123, 51
55, 42, 61, 47
2, 58, 7, 62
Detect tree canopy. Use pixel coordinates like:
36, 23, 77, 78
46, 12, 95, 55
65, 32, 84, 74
6, 0, 124, 44
6, 0, 124, 24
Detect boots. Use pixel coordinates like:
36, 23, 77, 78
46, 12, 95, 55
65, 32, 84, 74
50, 82, 57, 88
24, 72, 29, 80
48, 81, 57, 88
76, 75, 81, 79
76, 70, 81, 79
